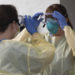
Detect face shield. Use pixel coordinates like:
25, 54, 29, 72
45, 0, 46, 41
36, 13, 49, 34
36, 14, 49, 41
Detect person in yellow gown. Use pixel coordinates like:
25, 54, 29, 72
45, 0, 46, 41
40, 4, 75, 75
0, 4, 55, 75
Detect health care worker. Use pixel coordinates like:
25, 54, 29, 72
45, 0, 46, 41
40, 4, 75, 75
0, 5, 55, 75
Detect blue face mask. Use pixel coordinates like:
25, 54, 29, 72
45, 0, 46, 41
46, 18, 59, 34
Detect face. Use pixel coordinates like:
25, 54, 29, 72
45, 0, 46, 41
45, 13, 64, 36
46, 18, 59, 34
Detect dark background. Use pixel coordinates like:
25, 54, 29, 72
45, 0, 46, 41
60, 0, 75, 29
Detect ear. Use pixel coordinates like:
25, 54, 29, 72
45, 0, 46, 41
11, 21, 16, 29
11, 21, 18, 31
11, 21, 19, 32
9, 21, 17, 33
7, 21, 15, 31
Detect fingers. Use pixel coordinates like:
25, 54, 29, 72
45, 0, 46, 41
24, 15, 32, 28
24, 15, 28, 25
52, 11, 58, 18
24, 15, 31, 22
52, 11, 63, 19
32, 12, 44, 19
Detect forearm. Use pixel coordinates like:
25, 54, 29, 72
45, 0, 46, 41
31, 33, 55, 66
64, 26, 75, 56
12, 32, 55, 73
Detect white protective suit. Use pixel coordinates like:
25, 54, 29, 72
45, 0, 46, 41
0, 28, 55, 75
40, 26, 75, 75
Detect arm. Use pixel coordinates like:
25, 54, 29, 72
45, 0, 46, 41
31, 32, 55, 62
23, 13, 55, 73
1, 35, 55, 74
52, 11, 75, 56
25, 32, 55, 74
64, 26, 75, 56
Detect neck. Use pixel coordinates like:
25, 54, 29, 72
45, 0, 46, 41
0, 29, 13, 40
0, 24, 15, 40
0, 33, 10, 40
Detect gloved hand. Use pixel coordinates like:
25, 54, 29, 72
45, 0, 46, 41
32, 12, 43, 28
52, 11, 68, 29
24, 12, 43, 35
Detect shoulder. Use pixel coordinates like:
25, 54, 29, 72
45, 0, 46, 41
0, 40, 29, 55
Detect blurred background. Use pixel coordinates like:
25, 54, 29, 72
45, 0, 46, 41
0, 0, 60, 15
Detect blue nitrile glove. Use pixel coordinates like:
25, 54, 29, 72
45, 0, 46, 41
24, 15, 37, 35
32, 12, 43, 28
24, 13, 43, 35
52, 11, 68, 29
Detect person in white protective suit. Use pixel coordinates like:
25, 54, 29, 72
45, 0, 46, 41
39, 4, 75, 75
0, 5, 55, 75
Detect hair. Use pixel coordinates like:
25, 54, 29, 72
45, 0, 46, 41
45, 4, 73, 29
0, 5, 19, 32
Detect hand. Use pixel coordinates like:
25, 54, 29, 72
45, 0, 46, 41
52, 11, 68, 29
24, 15, 37, 35
24, 12, 43, 35
32, 12, 43, 28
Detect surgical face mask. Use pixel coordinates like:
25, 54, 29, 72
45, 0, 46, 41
46, 18, 59, 34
